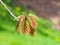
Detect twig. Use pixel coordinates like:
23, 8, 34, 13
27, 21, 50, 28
0, 0, 19, 21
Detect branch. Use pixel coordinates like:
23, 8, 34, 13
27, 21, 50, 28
0, 0, 19, 21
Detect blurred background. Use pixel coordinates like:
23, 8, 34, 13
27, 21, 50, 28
0, 0, 60, 45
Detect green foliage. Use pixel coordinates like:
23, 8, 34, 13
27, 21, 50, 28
0, 0, 60, 45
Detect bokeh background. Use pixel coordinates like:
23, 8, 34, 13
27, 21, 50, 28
0, 0, 60, 45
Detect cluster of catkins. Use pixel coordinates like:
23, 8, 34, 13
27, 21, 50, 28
16, 14, 38, 36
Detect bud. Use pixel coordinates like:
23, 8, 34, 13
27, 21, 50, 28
15, 14, 38, 35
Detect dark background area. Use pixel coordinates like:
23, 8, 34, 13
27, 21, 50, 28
12, 0, 60, 18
